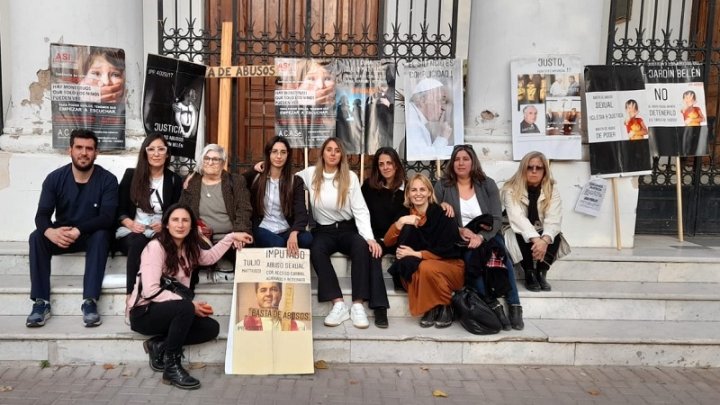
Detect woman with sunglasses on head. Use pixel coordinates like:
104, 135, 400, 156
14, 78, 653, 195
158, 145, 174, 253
117, 133, 183, 309
129, 203, 250, 389
296, 137, 389, 329
179, 144, 253, 269
245, 136, 312, 255
502, 151, 567, 293
434, 144, 524, 331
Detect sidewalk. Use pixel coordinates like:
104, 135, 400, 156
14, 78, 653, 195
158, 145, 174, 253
1, 362, 719, 404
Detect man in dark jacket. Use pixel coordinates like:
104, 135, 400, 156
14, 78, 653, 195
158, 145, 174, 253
26, 129, 119, 328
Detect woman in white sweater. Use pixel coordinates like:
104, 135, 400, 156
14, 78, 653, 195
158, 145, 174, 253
296, 137, 389, 329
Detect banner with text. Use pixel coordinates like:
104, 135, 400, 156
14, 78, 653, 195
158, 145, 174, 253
50, 43, 126, 150
510, 55, 583, 160
584, 65, 652, 177
225, 248, 314, 375
142, 54, 207, 158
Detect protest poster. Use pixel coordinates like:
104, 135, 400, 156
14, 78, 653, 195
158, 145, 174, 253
644, 62, 710, 157
142, 55, 207, 158
225, 248, 314, 375
334, 59, 395, 154
274, 58, 337, 148
510, 55, 583, 160
574, 178, 609, 217
584, 65, 652, 177
50, 43, 125, 150
401, 59, 464, 161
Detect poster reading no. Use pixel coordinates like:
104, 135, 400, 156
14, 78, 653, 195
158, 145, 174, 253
510, 55, 583, 160
50, 43, 126, 150
225, 248, 313, 375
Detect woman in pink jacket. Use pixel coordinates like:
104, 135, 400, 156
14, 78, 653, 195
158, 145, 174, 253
128, 203, 251, 389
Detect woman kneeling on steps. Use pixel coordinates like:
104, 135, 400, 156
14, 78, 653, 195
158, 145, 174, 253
128, 203, 252, 389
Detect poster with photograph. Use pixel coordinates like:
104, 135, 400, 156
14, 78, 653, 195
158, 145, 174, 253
584, 65, 652, 177
334, 59, 395, 154
225, 248, 314, 375
274, 58, 337, 148
142, 54, 207, 158
644, 62, 710, 157
402, 59, 464, 161
510, 55, 583, 160
50, 43, 126, 150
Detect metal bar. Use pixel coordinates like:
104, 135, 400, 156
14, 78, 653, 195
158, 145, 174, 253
605, 0, 618, 64
304, 0, 312, 57
157, 0, 164, 53
450, 0, 458, 58
678, 0, 686, 45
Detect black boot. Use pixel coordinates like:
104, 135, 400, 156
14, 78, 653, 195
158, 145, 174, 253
524, 268, 541, 292
143, 336, 165, 372
374, 308, 389, 329
419, 305, 440, 328
538, 270, 552, 291
434, 305, 453, 328
162, 351, 200, 390
488, 301, 511, 331
509, 305, 524, 330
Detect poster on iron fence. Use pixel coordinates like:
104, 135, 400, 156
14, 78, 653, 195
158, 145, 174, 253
225, 248, 313, 375
510, 55, 583, 160
50, 43, 125, 150
584, 65, 652, 177
142, 54, 207, 159
644, 61, 710, 157
402, 59, 464, 161
274, 58, 337, 148
334, 59, 396, 154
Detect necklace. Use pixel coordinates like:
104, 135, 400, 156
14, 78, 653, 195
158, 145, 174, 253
203, 183, 220, 198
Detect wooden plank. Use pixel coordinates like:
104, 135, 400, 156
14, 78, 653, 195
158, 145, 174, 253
217, 21, 234, 160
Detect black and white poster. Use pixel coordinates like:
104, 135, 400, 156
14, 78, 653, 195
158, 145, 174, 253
50, 43, 126, 150
142, 54, 206, 158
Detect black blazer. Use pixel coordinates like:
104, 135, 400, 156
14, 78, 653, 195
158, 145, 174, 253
243, 171, 311, 233
117, 167, 183, 223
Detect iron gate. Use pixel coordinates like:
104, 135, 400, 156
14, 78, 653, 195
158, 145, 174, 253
157, 0, 460, 181
606, 0, 720, 235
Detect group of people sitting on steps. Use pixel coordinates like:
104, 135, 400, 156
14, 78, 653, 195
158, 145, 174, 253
25, 129, 566, 389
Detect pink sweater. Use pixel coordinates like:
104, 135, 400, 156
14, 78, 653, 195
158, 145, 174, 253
129, 233, 234, 308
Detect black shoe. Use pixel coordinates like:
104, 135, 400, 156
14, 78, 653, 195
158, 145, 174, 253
524, 269, 541, 292
489, 301, 511, 331
163, 351, 200, 390
419, 306, 440, 328
374, 308, 389, 329
143, 336, 166, 372
392, 275, 407, 293
538, 270, 552, 291
81, 299, 102, 327
434, 305, 453, 328
26, 299, 51, 327
509, 305, 524, 331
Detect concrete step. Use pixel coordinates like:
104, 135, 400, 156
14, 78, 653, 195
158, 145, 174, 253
3, 315, 720, 367
3, 274, 720, 321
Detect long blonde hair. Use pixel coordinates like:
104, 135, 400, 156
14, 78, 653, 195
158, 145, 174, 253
503, 151, 555, 213
312, 137, 350, 208
403, 174, 437, 208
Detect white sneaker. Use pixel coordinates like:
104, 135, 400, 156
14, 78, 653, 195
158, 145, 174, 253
350, 303, 369, 329
324, 302, 350, 327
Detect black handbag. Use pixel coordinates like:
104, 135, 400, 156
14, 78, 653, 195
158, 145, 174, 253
451, 287, 501, 335
133, 273, 195, 311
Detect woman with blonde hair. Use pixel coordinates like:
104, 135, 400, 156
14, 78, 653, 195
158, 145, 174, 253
502, 151, 567, 292
296, 137, 389, 328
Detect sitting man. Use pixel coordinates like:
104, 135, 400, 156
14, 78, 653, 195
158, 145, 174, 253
241, 282, 307, 331
26, 129, 119, 327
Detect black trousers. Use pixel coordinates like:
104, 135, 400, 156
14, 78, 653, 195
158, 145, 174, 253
29, 228, 110, 301
116, 233, 151, 294
130, 299, 219, 354
310, 223, 389, 309
515, 233, 562, 272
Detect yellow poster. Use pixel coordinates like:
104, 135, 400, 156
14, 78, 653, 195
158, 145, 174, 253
225, 248, 314, 375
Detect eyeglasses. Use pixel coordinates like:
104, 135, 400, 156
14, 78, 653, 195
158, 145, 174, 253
453, 144, 474, 151
145, 146, 168, 155
527, 165, 545, 172
203, 156, 224, 164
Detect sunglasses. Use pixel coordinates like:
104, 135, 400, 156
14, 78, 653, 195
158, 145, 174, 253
453, 144, 474, 151
527, 165, 544, 172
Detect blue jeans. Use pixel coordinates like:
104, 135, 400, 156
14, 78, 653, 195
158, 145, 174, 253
464, 234, 521, 306
253, 226, 313, 249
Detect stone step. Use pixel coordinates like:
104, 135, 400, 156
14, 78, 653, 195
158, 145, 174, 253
2, 315, 719, 367
3, 274, 720, 321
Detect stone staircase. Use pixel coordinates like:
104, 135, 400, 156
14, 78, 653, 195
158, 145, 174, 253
1, 235, 719, 367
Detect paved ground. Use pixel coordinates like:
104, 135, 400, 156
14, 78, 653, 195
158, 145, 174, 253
1, 362, 719, 404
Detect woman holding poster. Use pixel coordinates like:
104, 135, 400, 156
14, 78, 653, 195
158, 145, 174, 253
296, 138, 390, 329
